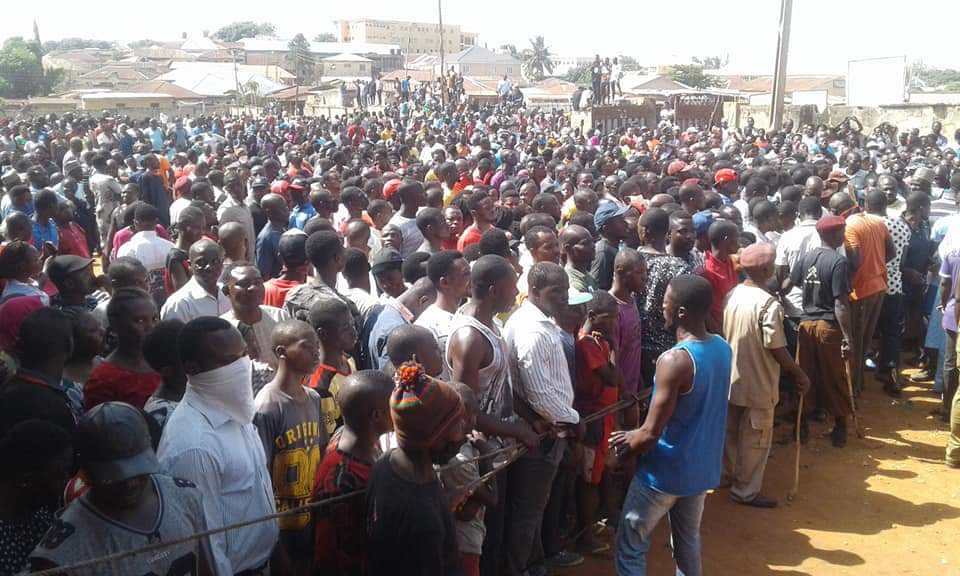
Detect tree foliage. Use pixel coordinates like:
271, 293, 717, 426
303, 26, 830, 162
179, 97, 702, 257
619, 55, 642, 72
128, 39, 161, 49
911, 63, 960, 90
692, 55, 728, 70
521, 36, 554, 81
42, 38, 113, 52
313, 33, 336, 42
498, 44, 519, 58
213, 21, 276, 42
564, 63, 592, 86
0, 37, 62, 98
669, 65, 721, 89
287, 33, 315, 85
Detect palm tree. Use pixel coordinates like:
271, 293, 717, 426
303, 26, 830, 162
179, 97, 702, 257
521, 36, 554, 81
243, 80, 260, 108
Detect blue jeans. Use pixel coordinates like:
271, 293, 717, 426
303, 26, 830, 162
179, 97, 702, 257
616, 478, 705, 576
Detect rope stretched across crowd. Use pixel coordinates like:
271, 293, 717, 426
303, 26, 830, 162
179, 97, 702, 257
28, 390, 651, 576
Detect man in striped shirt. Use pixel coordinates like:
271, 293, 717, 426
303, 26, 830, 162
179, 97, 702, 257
503, 262, 582, 576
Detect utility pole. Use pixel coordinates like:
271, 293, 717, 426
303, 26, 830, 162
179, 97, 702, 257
438, 0, 446, 104
770, 0, 793, 131
232, 49, 241, 115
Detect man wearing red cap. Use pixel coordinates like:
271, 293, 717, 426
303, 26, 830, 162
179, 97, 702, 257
714, 168, 739, 203
789, 215, 855, 447
722, 243, 809, 508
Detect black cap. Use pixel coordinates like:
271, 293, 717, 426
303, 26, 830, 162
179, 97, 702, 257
371, 248, 403, 275
278, 230, 308, 266
76, 402, 160, 484
47, 255, 93, 287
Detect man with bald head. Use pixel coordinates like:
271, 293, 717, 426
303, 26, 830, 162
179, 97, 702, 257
218, 221, 248, 265
804, 175, 824, 201
256, 193, 289, 279
161, 239, 232, 322
560, 224, 597, 292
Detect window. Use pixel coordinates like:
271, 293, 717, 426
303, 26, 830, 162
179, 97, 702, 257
833, 79, 846, 88
151, 103, 160, 110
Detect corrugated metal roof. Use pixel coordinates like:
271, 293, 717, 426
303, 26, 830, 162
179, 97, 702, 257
321, 53, 373, 63
238, 38, 399, 55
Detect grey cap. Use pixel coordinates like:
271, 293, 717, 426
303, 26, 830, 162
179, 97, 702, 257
76, 402, 160, 484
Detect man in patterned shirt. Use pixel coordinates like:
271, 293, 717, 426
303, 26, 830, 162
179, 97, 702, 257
872, 190, 912, 394
638, 209, 694, 385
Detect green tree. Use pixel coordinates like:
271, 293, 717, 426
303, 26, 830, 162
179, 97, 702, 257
669, 64, 720, 89
313, 32, 336, 42
42, 38, 113, 52
564, 63, 592, 86
128, 39, 161, 49
287, 33, 314, 85
213, 21, 276, 42
498, 44, 519, 58
619, 55, 642, 72
521, 36, 554, 81
0, 37, 61, 98
242, 79, 261, 107
692, 55, 728, 70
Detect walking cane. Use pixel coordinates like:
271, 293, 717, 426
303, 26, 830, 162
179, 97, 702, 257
787, 393, 803, 502
844, 357, 865, 438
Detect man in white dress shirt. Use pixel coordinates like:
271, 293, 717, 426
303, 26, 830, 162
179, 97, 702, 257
117, 203, 176, 306
161, 239, 232, 322
503, 261, 581, 576
158, 317, 278, 576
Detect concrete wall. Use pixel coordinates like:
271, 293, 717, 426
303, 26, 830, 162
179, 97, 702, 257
725, 102, 960, 135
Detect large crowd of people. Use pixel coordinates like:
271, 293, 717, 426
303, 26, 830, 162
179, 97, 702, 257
0, 87, 958, 576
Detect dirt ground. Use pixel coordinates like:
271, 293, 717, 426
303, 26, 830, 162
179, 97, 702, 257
569, 369, 960, 576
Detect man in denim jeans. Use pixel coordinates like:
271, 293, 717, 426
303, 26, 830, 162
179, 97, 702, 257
610, 275, 732, 576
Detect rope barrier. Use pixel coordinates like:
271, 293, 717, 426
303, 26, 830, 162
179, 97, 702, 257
31, 390, 651, 575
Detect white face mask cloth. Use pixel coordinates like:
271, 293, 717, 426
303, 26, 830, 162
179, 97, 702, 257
187, 356, 255, 424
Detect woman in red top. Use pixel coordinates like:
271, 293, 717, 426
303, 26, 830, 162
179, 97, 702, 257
84, 288, 161, 410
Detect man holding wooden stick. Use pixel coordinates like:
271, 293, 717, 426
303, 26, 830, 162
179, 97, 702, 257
789, 214, 858, 447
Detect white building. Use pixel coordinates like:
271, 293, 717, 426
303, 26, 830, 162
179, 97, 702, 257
321, 54, 373, 80
335, 19, 477, 56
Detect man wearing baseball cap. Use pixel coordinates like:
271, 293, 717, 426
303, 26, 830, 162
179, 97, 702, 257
714, 168, 738, 204
591, 202, 632, 291
29, 402, 214, 575
789, 215, 855, 447
47, 254, 98, 310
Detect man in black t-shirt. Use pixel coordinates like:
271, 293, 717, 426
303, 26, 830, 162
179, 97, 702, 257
789, 215, 855, 447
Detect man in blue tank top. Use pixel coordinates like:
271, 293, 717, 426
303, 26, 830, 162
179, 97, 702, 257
610, 274, 732, 576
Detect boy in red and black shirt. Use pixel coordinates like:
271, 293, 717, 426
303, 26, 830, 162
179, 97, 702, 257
573, 291, 622, 556
313, 370, 394, 576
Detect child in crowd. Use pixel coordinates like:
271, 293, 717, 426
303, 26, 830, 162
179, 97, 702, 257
439, 382, 498, 576
313, 369, 395, 576
574, 291, 622, 555
308, 298, 358, 436
366, 362, 465, 576
254, 320, 325, 576
142, 319, 186, 432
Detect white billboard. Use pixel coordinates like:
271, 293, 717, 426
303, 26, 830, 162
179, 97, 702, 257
791, 90, 828, 111
847, 56, 906, 107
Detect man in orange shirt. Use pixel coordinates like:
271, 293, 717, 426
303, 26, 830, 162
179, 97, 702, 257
834, 191, 895, 396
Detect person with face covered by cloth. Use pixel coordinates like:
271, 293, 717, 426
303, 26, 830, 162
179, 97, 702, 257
366, 362, 465, 576
158, 318, 278, 576
29, 402, 215, 576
